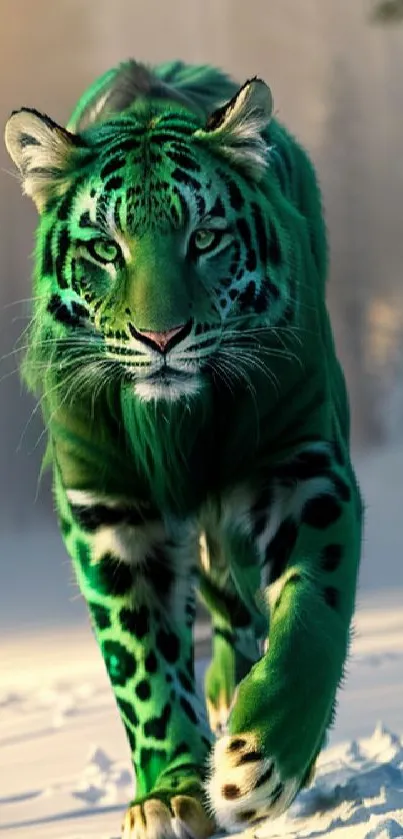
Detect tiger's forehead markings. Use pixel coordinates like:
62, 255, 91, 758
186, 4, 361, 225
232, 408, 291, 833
106, 204, 132, 263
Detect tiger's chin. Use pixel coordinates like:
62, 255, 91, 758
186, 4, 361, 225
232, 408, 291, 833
134, 369, 203, 403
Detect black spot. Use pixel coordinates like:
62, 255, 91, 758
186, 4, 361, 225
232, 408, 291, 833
70, 301, 88, 320
324, 586, 339, 610
156, 628, 180, 664
255, 764, 274, 788
302, 494, 342, 528
116, 696, 139, 727
140, 747, 166, 769
321, 544, 343, 572
274, 450, 331, 483
84, 553, 133, 597
78, 211, 93, 229
47, 294, 80, 327
238, 280, 256, 309
135, 679, 152, 701
178, 670, 194, 693
144, 702, 172, 740
143, 547, 174, 597
228, 737, 247, 751
103, 175, 123, 192
144, 650, 158, 673
265, 518, 299, 581
120, 605, 149, 639
171, 742, 190, 760
126, 727, 136, 753
102, 640, 136, 686
180, 696, 198, 724
237, 750, 263, 765
253, 288, 268, 313
89, 602, 111, 630
222, 784, 241, 800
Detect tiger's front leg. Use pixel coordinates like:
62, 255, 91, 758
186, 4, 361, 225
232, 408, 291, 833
55, 470, 215, 839
207, 444, 362, 831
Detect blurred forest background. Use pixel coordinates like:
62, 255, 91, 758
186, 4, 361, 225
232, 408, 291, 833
1, 0, 402, 631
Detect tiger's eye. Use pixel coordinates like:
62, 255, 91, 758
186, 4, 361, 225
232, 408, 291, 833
86, 239, 120, 264
193, 229, 217, 251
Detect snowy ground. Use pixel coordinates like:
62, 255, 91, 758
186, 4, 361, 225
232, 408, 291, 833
1, 446, 403, 838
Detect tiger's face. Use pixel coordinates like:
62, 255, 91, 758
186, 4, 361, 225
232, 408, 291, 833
5, 79, 297, 404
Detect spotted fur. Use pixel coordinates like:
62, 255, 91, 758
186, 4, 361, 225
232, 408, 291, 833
5, 58, 362, 839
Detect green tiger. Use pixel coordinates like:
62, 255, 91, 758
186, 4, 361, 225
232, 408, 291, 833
5, 59, 362, 838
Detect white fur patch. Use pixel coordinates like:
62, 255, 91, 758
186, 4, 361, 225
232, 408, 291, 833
65, 489, 164, 565
134, 374, 202, 403
207, 733, 299, 830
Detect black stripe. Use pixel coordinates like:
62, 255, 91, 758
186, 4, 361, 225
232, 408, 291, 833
70, 503, 153, 531
19, 132, 40, 148
55, 228, 70, 289
42, 228, 53, 275
101, 156, 126, 179
165, 150, 201, 171
236, 219, 256, 272
103, 176, 123, 192
172, 168, 201, 191
252, 203, 267, 264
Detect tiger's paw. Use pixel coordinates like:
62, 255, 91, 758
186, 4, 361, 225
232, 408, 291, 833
121, 793, 216, 839
206, 733, 300, 831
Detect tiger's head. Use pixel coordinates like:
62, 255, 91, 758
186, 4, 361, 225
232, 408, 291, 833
5, 66, 301, 405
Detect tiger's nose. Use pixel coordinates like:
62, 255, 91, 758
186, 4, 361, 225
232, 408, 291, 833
134, 320, 192, 352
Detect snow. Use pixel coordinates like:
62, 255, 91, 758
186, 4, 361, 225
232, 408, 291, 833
1, 447, 403, 838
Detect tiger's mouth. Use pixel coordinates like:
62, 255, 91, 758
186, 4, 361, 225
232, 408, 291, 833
133, 364, 203, 402
146, 366, 194, 384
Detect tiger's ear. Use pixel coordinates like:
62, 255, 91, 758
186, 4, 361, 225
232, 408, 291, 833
194, 77, 273, 179
4, 108, 89, 212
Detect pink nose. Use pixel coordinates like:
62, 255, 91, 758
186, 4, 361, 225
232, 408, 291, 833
138, 324, 187, 352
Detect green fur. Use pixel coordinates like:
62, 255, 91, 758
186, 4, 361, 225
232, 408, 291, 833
5, 58, 362, 838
